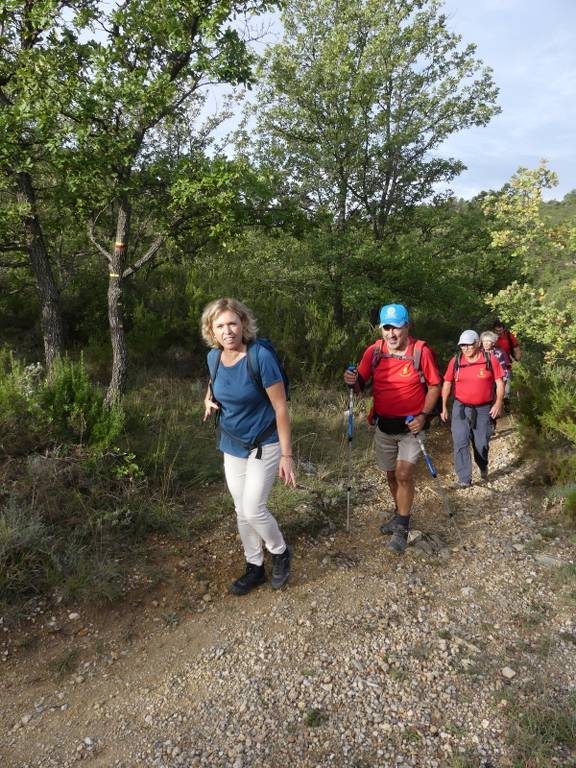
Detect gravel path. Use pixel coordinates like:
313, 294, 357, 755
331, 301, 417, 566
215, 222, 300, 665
2, 419, 575, 767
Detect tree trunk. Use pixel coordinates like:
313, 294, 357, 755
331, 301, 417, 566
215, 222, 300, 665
15, 172, 64, 372
105, 195, 131, 405
333, 278, 344, 328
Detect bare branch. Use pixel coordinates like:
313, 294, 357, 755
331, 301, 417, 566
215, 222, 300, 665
88, 213, 112, 265
0, 242, 27, 254
0, 281, 34, 295
122, 236, 164, 279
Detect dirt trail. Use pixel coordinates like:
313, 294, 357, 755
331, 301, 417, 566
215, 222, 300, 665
2, 417, 575, 768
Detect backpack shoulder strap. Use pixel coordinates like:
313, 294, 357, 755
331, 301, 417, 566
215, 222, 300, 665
370, 339, 387, 372
454, 351, 463, 381
246, 341, 267, 397
411, 339, 427, 384
483, 349, 492, 371
207, 348, 222, 383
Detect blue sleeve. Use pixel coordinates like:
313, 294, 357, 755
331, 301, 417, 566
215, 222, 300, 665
256, 346, 283, 390
207, 348, 219, 381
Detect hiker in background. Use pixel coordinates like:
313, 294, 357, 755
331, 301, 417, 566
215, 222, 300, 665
494, 319, 521, 362
441, 330, 505, 488
481, 331, 512, 398
201, 298, 295, 595
343, 304, 441, 554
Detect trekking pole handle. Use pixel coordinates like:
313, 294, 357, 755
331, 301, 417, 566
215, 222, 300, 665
406, 415, 437, 478
347, 366, 356, 441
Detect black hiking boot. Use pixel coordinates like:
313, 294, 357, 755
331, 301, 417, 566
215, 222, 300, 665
230, 563, 266, 596
271, 546, 292, 590
380, 513, 401, 535
479, 468, 489, 482
388, 525, 408, 555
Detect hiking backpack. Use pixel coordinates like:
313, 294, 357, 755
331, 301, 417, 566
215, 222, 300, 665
208, 339, 290, 401
453, 349, 492, 381
370, 338, 432, 385
370, 338, 441, 420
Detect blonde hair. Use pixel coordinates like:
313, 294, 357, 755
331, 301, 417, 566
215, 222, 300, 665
200, 298, 259, 348
480, 331, 498, 344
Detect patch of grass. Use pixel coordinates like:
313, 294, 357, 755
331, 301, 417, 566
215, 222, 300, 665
0, 497, 54, 600
388, 667, 408, 683
512, 602, 550, 630
48, 648, 80, 679
304, 708, 328, 727
403, 726, 422, 742
507, 692, 576, 767
51, 550, 125, 604
161, 611, 180, 627
437, 629, 452, 640
559, 631, 576, 645
553, 563, 576, 607
188, 492, 233, 534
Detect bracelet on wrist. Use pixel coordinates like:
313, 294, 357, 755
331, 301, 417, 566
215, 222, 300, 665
281, 454, 293, 458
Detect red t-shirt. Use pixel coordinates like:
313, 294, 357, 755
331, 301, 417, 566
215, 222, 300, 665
444, 352, 504, 405
495, 330, 519, 356
357, 337, 441, 417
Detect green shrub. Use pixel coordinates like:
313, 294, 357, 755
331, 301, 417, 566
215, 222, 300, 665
515, 363, 576, 522
40, 357, 124, 450
0, 348, 45, 453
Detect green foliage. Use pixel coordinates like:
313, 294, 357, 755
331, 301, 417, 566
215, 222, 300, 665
252, 0, 499, 237
485, 164, 576, 365
0, 349, 123, 453
40, 358, 124, 450
514, 364, 576, 522
0, 349, 45, 453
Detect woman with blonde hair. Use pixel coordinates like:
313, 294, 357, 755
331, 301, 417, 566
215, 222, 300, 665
201, 298, 295, 595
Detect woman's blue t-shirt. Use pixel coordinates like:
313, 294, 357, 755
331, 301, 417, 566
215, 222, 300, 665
209, 345, 283, 458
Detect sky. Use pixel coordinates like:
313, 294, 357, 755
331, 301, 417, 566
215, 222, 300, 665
206, 0, 576, 202
432, 0, 576, 200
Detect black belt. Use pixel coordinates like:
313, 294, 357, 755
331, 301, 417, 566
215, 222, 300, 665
217, 418, 277, 459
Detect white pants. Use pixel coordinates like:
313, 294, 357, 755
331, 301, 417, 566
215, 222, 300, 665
223, 442, 286, 566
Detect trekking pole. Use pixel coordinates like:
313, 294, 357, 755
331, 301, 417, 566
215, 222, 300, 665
406, 415, 437, 477
406, 415, 453, 519
346, 366, 356, 532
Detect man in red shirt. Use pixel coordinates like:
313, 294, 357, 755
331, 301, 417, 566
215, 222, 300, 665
493, 319, 521, 362
441, 330, 505, 488
344, 304, 441, 554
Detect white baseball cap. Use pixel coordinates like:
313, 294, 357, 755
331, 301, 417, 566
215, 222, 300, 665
458, 330, 479, 345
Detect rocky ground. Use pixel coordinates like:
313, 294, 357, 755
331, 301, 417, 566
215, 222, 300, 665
2, 417, 575, 768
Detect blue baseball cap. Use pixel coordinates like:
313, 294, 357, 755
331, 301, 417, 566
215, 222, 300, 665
379, 304, 409, 327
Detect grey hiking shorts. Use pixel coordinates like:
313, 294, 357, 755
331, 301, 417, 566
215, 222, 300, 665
374, 428, 420, 472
